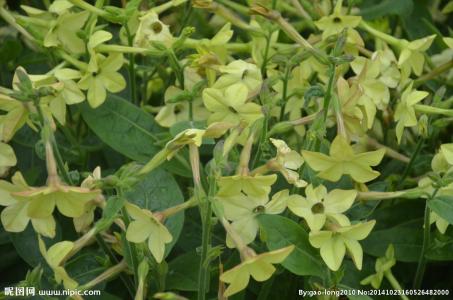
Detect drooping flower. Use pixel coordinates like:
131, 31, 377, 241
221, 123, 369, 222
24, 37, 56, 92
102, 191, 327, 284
302, 135, 385, 183
38, 237, 78, 289
221, 190, 295, 247
309, 220, 376, 271
361, 244, 396, 289
0, 93, 29, 142
394, 82, 429, 144
220, 245, 294, 297
287, 184, 356, 231
268, 138, 306, 187
335, 77, 366, 137
125, 202, 173, 263
0, 172, 56, 238
0, 141, 17, 176
202, 82, 263, 125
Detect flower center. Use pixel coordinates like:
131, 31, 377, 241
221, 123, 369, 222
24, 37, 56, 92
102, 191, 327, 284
333, 17, 342, 23
253, 205, 266, 213
151, 21, 163, 34
228, 106, 238, 113
311, 202, 325, 214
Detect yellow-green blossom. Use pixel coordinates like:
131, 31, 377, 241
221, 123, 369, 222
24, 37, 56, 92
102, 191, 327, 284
0, 93, 29, 142
220, 245, 294, 297
217, 174, 277, 198
221, 190, 296, 247
309, 220, 376, 271
134, 11, 174, 49
38, 237, 78, 289
394, 82, 429, 144
0, 141, 17, 176
78, 53, 126, 108
335, 77, 366, 137
0, 172, 56, 238
202, 83, 263, 125
398, 35, 436, 77
288, 184, 356, 231
268, 138, 306, 187
125, 202, 173, 263
213, 60, 263, 97
361, 244, 396, 289
302, 135, 385, 183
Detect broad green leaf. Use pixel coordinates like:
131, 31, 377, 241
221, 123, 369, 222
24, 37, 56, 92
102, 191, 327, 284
125, 168, 184, 257
362, 221, 422, 262
66, 249, 107, 287
428, 196, 453, 225
10, 222, 62, 267
257, 214, 325, 278
360, 0, 413, 19
80, 95, 191, 177
166, 251, 199, 291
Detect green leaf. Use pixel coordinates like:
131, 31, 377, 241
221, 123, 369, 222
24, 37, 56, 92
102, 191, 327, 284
359, 0, 413, 19
257, 214, 325, 278
80, 95, 191, 177
10, 223, 62, 267
66, 249, 107, 287
362, 220, 423, 262
166, 251, 199, 291
428, 196, 453, 225
125, 168, 184, 256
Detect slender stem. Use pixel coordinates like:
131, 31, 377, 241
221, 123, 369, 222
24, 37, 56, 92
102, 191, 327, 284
398, 138, 424, 188
414, 104, 453, 117
68, 0, 109, 17
385, 270, 409, 300
322, 64, 336, 122
367, 137, 410, 163
414, 60, 453, 87
95, 235, 135, 298
80, 260, 128, 290
357, 188, 422, 201
120, 202, 139, 288
197, 176, 216, 300
279, 65, 291, 121
413, 188, 439, 289
359, 20, 402, 47
124, 25, 138, 105
0, 7, 38, 44
413, 202, 431, 289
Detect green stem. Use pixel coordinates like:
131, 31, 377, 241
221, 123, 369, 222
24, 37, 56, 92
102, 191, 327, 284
413, 188, 439, 289
322, 64, 336, 123
359, 20, 401, 47
68, 0, 109, 17
398, 138, 424, 188
95, 235, 135, 298
197, 176, 216, 300
357, 188, 422, 201
414, 104, 453, 117
125, 25, 138, 105
152, 0, 188, 14
79, 260, 128, 290
279, 65, 291, 121
414, 60, 453, 87
385, 270, 409, 300
120, 202, 139, 288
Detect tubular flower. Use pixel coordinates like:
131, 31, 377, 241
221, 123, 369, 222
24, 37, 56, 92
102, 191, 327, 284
268, 138, 306, 187
394, 82, 429, 144
287, 184, 357, 231
0, 172, 56, 238
361, 244, 396, 289
309, 220, 376, 271
221, 190, 296, 247
302, 135, 385, 183
220, 245, 294, 297
202, 83, 263, 125
125, 202, 173, 263
38, 237, 78, 289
